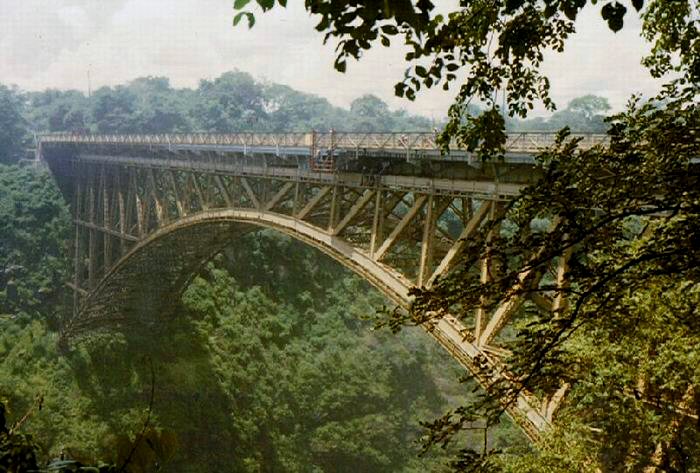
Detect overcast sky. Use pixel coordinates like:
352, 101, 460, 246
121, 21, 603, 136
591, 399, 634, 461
0, 0, 665, 118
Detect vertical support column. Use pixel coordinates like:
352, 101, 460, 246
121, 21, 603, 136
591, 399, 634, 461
292, 182, 300, 216
72, 180, 82, 316
418, 194, 437, 286
101, 166, 112, 272
116, 170, 126, 255
474, 201, 497, 342
132, 169, 145, 237
461, 197, 473, 224
327, 184, 340, 231
370, 189, 384, 257
87, 169, 97, 289
148, 168, 166, 226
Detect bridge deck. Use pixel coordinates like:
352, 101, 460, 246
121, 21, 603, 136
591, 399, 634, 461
39, 131, 608, 160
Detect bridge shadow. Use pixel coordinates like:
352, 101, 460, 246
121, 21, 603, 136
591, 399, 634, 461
66, 306, 247, 472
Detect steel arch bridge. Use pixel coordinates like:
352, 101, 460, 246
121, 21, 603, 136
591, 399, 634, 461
39, 131, 607, 442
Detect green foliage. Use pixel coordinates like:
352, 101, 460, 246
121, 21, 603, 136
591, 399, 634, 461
23, 71, 434, 135
0, 410, 40, 473
0, 165, 71, 326
0, 86, 29, 165
26, 90, 89, 133
509, 95, 611, 133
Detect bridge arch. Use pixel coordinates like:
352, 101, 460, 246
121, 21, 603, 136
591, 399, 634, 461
69, 209, 413, 338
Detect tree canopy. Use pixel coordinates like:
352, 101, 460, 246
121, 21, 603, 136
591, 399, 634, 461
0, 85, 28, 165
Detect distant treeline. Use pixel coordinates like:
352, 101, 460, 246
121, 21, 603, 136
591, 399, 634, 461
0, 71, 611, 164
18, 72, 435, 135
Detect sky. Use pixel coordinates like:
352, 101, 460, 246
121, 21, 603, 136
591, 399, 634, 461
0, 0, 665, 118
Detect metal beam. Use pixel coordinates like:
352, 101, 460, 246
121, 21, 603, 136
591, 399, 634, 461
75, 219, 139, 242
240, 177, 261, 210
297, 186, 331, 220
264, 181, 294, 211
418, 195, 436, 286
101, 166, 112, 271
374, 195, 428, 261
475, 203, 500, 340
213, 174, 233, 208
169, 170, 187, 216
332, 189, 375, 236
87, 171, 97, 288
191, 173, 208, 210
147, 167, 165, 225
428, 200, 492, 286
478, 262, 543, 347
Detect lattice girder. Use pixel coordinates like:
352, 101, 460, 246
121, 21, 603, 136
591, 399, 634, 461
40, 136, 580, 443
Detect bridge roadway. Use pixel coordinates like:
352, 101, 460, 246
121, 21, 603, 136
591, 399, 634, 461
40, 131, 607, 442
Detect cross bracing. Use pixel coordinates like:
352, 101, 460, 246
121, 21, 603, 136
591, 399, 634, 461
40, 132, 607, 443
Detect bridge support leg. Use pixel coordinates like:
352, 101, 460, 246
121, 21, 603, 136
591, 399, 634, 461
72, 181, 83, 316
370, 190, 384, 257
87, 170, 97, 289
102, 166, 112, 272
475, 202, 500, 341
418, 195, 437, 287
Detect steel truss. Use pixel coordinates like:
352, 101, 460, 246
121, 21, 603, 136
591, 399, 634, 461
41, 135, 581, 443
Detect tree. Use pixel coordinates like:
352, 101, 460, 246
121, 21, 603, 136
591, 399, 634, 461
566, 94, 611, 120
190, 71, 269, 132
235, 1, 700, 471
510, 94, 611, 132
90, 86, 141, 134
0, 165, 71, 326
0, 85, 28, 164
26, 90, 88, 133
126, 77, 192, 133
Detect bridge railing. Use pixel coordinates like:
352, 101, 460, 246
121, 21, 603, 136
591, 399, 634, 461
39, 131, 609, 154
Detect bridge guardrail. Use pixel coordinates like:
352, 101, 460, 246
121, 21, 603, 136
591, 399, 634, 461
39, 131, 609, 154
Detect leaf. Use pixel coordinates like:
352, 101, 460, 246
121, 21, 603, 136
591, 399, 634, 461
380, 35, 391, 47
381, 24, 399, 35
563, 4, 579, 20
233, 0, 251, 9
334, 58, 347, 73
601, 1, 626, 33
505, 0, 525, 13
233, 11, 256, 28
277, 0, 287, 6
631, 0, 643, 11
415, 65, 428, 77
256, 0, 274, 11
